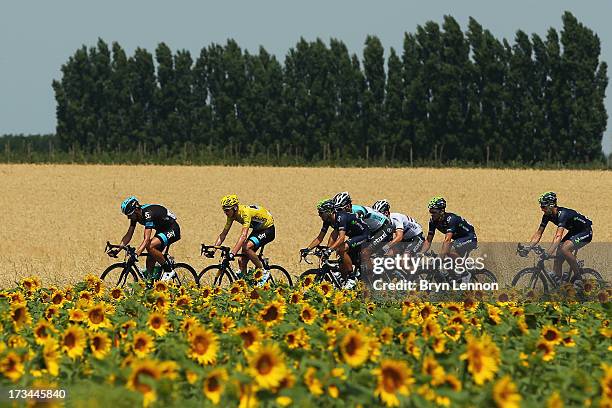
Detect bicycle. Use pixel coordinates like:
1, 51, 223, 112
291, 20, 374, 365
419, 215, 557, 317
100, 242, 199, 288
412, 250, 498, 289
512, 243, 605, 294
199, 244, 293, 288
299, 246, 344, 289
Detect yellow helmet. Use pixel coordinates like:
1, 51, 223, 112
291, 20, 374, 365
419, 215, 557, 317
221, 194, 239, 208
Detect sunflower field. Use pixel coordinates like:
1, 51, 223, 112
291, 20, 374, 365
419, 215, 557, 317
0, 275, 611, 407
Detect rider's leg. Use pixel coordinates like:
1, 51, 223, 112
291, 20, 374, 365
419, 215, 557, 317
560, 241, 580, 278
146, 237, 166, 270
242, 240, 264, 272
338, 243, 353, 279
553, 248, 564, 278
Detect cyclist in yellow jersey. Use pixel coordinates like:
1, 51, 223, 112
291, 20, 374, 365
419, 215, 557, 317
215, 195, 276, 284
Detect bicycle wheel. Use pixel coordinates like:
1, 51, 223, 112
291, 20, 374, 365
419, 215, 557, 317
471, 269, 498, 285
199, 265, 233, 289
100, 263, 137, 288
571, 268, 607, 290
511, 267, 549, 293
266, 265, 293, 287
172, 263, 200, 287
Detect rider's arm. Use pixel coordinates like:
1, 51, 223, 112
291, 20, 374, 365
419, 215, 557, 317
329, 230, 346, 251
528, 226, 545, 248
327, 229, 338, 246
231, 226, 250, 255
214, 218, 233, 246
136, 228, 152, 256
420, 231, 435, 253
439, 232, 453, 258
547, 226, 567, 256
385, 229, 404, 251
120, 220, 137, 247
307, 230, 327, 250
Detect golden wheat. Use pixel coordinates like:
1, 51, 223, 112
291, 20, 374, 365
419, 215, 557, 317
1, 164, 610, 286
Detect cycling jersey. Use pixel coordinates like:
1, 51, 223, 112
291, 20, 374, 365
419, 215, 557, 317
136, 204, 178, 231
540, 207, 592, 233
334, 211, 370, 241
428, 212, 476, 240
390, 212, 422, 239
225, 204, 274, 231
351, 205, 389, 232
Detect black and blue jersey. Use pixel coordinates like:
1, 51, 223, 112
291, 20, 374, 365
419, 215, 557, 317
428, 212, 476, 240
539, 207, 592, 233
136, 204, 177, 231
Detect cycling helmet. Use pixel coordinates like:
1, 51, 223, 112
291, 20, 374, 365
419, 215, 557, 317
221, 194, 239, 208
121, 196, 139, 216
538, 191, 557, 207
317, 199, 334, 214
332, 192, 352, 211
428, 196, 446, 210
372, 199, 390, 213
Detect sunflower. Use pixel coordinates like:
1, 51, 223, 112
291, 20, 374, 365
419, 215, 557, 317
45, 305, 60, 320
132, 331, 155, 358
493, 376, 521, 408
186, 370, 199, 385
440, 374, 462, 391
175, 294, 192, 310
562, 329, 577, 348
153, 281, 169, 293
152, 292, 169, 311
421, 318, 441, 339
443, 324, 463, 342
21, 276, 41, 292
373, 359, 414, 407
404, 331, 421, 359
127, 359, 162, 408
318, 281, 334, 297
87, 303, 112, 331
247, 343, 288, 389
90, 332, 112, 360
50, 290, 65, 306
422, 355, 445, 385
547, 391, 563, 408
304, 367, 324, 396
328, 384, 340, 399
238, 382, 259, 408
460, 334, 500, 385
0, 352, 24, 382
220, 316, 236, 333
302, 275, 315, 288
33, 320, 55, 345
10, 302, 32, 331
285, 328, 310, 350
159, 360, 179, 380
487, 304, 503, 325
535, 340, 556, 362
340, 330, 370, 367
258, 300, 286, 327
42, 339, 60, 376
203, 368, 228, 405
600, 364, 612, 406
110, 287, 124, 301
188, 327, 218, 365
379, 327, 394, 344
120, 320, 137, 338
235, 326, 261, 350
540, 325, 563, 345
9, 292, 26, 304
147, 312, 169, 336
61, 325, 87, 360
180, 316, 200, 333
289, 291, 303, 304
300, 304, 318, 325
68, 308, 86, 322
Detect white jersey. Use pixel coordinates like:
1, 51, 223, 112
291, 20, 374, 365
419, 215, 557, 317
351, 205, 389, 232
390, 212, 422, 239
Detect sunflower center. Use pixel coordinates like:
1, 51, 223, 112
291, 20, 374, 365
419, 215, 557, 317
345, 336, 361, 356
302, 310, 312, 320
135, 337, 147, 350
151, 317, 162, 329
52, 294, 63, 304
89, 309, 104, 324
256, 354, 274, 375
36, 326, 48, 338
262, 306, 279, 321
64, 333, 76, 348
544, 331, 558, 341
13, 307, 26, 322
194, 335, 210, 354
207, 376, 220, 392
240, 331, 255, 347
382, 367, 403, 392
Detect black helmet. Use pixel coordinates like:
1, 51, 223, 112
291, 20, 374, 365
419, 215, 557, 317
538, 191, 557, 207
427, 196, 446, 210
317, 199, 334, 214
332, 192, 352, 211
372, 199, 390, 213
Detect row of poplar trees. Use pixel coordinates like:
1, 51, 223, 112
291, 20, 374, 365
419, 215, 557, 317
53, 12, 608, 164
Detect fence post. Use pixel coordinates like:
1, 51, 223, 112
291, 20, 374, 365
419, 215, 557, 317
410, 146, 413, 167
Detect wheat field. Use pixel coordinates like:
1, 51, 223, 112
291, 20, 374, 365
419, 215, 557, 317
1, 164, 611, 287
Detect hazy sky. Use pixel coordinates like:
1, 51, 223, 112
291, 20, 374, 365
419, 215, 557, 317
1, 1, 610, 153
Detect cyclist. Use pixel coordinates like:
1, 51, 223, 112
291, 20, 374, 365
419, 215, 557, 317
214, 195, 275, 285
301, 199, 337, 255
326, 192, 370, 289
372, 199, 424, 255
524, 191, 593, 282
343, 194, 394, 256
107, 196, 180, 281
420, 196, 477, 282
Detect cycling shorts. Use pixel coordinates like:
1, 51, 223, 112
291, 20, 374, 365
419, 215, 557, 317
452, 234, 477, 257
248, 225, 276, 250
562, 229, 592, 249
402, 233, 425, 254
155, 222, 181, 250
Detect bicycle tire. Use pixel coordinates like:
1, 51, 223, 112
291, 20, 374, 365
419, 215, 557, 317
471, 269, 498, 285
266, 264, 293, 287
511, 267, 549, 293
199, 265, 234, 288
172, 262, 200, 287
100, 263, 138, 288
571, 268, 607, 289
300, 268, 343, 289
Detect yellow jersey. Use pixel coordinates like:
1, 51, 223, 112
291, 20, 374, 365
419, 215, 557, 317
225, 204, 274, 231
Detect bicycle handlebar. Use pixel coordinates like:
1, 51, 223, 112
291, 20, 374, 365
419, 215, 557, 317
105, 242, 137, 260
